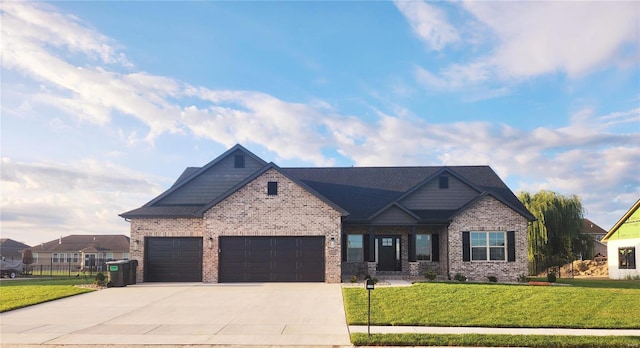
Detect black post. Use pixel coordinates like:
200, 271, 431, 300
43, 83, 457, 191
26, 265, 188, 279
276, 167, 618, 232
367, 289, 371, 337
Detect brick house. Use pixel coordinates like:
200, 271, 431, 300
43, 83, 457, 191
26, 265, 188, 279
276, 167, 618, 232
121, 144, 534, 283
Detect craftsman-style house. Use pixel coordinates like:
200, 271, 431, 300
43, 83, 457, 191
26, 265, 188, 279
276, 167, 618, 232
121, 144, 534, 283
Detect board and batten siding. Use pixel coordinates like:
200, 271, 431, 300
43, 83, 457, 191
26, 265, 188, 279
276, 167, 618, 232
157, 150, 264, 205
401, 175, 478, 210
371, 206, 417, 225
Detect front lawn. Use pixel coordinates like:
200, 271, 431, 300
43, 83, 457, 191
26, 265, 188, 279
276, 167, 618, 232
343, 281, 640, 329
351, 333, 640, 347
0, 278, 96, 312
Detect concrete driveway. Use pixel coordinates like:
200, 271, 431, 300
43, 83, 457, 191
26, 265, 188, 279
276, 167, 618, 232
0, 283, 351, 347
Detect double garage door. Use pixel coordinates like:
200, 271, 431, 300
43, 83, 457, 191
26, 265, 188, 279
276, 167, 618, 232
144, 236, 324, 282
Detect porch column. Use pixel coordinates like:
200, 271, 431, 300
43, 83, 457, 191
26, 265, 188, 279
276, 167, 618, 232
367, 226, 376, 276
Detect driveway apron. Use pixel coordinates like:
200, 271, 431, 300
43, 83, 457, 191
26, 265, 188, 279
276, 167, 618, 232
0, 283, 351, 346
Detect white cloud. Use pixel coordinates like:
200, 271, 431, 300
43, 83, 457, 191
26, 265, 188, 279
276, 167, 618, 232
0, 158, 165, 246
393, 0, 459, 51
411, 1, 639, 90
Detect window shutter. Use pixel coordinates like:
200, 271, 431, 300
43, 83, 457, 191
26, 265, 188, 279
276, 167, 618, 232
363, 234, 370, 262
462, 231, 470, 262
341, 233, 347, 262
507, 231, 516, 262
432, 233, 439, 262
408, 232, 416, 262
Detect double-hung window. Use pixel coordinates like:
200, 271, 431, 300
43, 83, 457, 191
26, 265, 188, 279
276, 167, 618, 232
347, 235, 363, 262
619, 247, 636, 269
471, 231, 506, 261
416, 234, 431, 260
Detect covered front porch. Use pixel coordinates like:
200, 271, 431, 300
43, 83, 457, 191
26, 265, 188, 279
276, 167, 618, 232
341, 225, 449, 281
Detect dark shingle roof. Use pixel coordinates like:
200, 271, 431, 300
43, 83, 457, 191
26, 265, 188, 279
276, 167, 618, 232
0, 239, 31, 260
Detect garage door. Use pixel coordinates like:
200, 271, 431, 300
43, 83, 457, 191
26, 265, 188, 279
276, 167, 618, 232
145, 237, 202, 282
219, 236, 324, 282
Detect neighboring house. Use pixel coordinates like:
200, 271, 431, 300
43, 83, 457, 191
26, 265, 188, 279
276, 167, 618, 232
0, 238, 30, 261
22, 235, 130, 271
602, 199, 640, 280
581, 219, 608, 259
121, 144, 535, 284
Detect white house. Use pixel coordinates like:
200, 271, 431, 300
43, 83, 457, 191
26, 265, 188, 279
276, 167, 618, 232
601, 199, 640, 280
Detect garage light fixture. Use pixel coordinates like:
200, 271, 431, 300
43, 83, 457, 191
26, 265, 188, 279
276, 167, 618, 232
133, 239, 139, 251
208, 237, 214, 249
330, 237, 336, 248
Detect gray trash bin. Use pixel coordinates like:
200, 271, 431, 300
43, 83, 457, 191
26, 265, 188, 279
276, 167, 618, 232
128, 260, 138, 285
106, 260, 129, 287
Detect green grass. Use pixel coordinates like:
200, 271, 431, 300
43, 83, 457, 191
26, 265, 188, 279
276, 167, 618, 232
351, 333, 640, 347
530, 277, 640, 289
0, 278, 96, 312
343, 281, 640, 328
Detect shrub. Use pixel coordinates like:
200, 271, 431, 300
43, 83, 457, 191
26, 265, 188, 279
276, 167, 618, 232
547, 271, 557, 283
516, 274, 529, 283
487, 276, 498, 283
424, 270, 437, 281
94, 272, 107, 286
576, 261, 589, 272
454, 273, 467, 282
350, 275, 358, 283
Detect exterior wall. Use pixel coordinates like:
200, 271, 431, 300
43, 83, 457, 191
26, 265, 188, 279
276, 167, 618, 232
606, 238, 640, 279
448, 196, 528, 282
401, 175, 478, 210
202, 169, 343, 283
129, 218, 204, 283
341, 225, 446, 280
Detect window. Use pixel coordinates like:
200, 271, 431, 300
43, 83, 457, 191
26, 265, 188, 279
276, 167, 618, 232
471, 231, 506, 261
416, 234, 431, 260
66, 253, 72, 263
106, 253, 114, 261
234, 154, 245, 168
267, 181, 278, 195
52, 253, 59, 263
122, 253, 130, 260
619, 247, 636, 269
32, 253, 39, 264
73, 253, 79, 263
347, 235, 363, 262
439, 176, 449, 189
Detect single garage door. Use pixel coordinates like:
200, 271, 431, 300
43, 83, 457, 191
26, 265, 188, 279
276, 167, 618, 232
219, 236, 324, 282
145, 237, 203, 282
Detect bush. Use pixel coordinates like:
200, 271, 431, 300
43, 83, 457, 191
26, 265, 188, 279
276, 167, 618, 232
547, 271, 557, 283
454, 273, 467, 282
576, 261, 589, 272
350, 275, 358, 283
487, 276, 498, 283
424, 270, 437, 281
517, 274, 529, 283
94, 272, 107, 286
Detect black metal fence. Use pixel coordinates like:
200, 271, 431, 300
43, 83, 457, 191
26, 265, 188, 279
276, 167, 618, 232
22, 263, 109, 278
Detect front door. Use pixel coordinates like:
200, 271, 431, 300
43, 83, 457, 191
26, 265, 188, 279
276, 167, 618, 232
376, 236, 401, 271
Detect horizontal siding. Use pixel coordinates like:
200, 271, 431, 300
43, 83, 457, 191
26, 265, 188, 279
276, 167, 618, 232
158, 150, 264, 205
372, 206, 417, 224
401, 175, 478, 210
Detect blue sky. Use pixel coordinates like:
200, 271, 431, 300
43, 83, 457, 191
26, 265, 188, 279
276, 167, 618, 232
1, 1, 639, 246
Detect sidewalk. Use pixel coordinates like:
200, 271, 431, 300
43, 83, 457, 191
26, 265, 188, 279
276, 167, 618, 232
350, 325, 640, 336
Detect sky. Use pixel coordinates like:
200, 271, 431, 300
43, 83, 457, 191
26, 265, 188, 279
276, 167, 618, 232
1, 1, 639, 247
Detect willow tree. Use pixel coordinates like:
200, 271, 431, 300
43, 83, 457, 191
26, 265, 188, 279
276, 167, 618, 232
518, 191, 584, 270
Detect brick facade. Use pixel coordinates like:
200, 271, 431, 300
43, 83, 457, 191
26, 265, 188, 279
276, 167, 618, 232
202, 169, 343, 283
448, 195, 529, 281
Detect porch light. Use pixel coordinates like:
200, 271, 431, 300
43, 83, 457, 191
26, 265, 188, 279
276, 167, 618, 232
133, 239, 139, 251
330, 237, 336, 248
208, 237, 214, 250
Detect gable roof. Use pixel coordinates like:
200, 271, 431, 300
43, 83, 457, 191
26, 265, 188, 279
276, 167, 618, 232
601, 199, 640, 242
121, 145, 535, 223
23, 235, 130, 253
0, 238, 31, 259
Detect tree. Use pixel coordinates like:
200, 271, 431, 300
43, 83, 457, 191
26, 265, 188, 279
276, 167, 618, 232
22, 249, 33, 265
518, 191, 585, 270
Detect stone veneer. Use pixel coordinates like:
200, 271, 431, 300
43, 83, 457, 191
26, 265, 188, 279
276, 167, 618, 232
203, 168, 343, 283
129, 218, 204, 283
448, 195, 529, 281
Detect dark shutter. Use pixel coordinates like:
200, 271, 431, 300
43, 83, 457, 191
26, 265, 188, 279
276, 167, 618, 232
341, 233, 347, 262
507, 231, 516, 262
462, 231, 470, 262
431, 233, 439, 262
363, 234, 370, 262
408, 231, 416, 262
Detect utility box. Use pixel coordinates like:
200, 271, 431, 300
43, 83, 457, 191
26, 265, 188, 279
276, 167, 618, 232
128, 260, 138, 285
106, 260, 129, 287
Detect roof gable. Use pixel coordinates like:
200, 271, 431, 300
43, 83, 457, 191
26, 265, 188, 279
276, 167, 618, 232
602, 199, 640, 242
399, 168, 481, 211
370, 203, 419, 225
